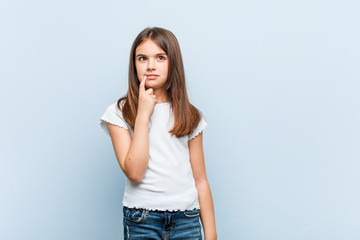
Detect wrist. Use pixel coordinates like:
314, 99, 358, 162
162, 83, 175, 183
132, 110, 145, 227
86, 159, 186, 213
204, 231, 217, 240
136, 114, 150, 123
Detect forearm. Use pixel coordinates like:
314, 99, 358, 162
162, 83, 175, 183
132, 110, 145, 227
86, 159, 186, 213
196, 179, 217, 240
124, 115, 149, 183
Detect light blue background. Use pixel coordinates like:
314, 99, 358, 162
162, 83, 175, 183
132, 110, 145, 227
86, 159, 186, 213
1, 0, 359, 239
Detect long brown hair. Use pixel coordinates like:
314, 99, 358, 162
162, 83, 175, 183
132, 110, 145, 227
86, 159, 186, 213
117, 27, 202, 138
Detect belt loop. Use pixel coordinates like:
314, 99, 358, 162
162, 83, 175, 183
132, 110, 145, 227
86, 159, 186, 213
164, 211, 172, 225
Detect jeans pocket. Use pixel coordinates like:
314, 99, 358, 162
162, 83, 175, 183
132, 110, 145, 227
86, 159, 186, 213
182, 208, 200, 218
123, 206, 146, 223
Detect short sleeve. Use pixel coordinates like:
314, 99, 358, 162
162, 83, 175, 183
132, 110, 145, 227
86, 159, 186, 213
188, 112, 208, 141
100, 102, 129, 136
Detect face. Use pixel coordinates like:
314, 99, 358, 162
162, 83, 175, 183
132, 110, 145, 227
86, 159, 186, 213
135, 38, 169, 90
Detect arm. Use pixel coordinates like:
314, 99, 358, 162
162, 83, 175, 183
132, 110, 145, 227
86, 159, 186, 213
107, 114, 150, 183
107, 75, 156, 183
188, 132, 217, 240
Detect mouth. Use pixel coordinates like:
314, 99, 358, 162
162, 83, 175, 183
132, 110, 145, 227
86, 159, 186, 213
146, 74, 159, 79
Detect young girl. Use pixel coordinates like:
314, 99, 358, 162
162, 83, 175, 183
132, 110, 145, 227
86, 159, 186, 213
100, 27, 217, 240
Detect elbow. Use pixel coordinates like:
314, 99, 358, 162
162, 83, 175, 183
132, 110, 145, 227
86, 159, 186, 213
127, 173, 144, 184
195, 176, 208, 187
123, 161, 144, 184
129, 176, 143, 184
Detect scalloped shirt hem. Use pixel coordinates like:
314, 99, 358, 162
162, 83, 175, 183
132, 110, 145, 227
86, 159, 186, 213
122, 203, 200, 212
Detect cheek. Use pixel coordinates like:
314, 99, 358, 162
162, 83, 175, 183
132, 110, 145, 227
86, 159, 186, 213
135, 63, 141, 71
162, 63, 169, 74
135, 64, 145, 76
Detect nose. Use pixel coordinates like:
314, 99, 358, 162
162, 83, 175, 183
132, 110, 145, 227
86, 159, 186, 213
147, 58, 156, 71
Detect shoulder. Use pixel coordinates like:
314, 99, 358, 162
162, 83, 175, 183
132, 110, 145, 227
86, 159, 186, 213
190, 103, 207, 121
100, 100, 129, 135
106, 99, 126, 115
188, 107, 208, 141
198, 108, 206, 121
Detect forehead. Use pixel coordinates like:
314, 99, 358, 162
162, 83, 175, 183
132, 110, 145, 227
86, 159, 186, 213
135, 39, 166, 54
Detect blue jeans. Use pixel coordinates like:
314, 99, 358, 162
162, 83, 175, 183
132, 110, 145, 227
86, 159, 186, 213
123, 206, 202, 240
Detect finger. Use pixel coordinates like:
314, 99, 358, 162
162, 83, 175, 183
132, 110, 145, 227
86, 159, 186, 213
139, 75, 147, 93
146, 88, 153, 95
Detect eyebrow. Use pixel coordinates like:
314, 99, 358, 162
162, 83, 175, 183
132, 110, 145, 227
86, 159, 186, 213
135, 53, 167, 58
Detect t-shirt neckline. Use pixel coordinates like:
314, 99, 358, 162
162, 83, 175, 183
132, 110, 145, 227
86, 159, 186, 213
155, 102, 170, 106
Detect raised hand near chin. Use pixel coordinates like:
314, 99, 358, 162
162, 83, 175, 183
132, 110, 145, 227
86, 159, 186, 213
138, 75, 157, 120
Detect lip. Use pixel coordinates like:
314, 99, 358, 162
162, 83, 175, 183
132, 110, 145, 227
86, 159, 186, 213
146, 74, 159, 79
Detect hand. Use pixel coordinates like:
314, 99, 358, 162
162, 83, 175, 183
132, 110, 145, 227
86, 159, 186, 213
137, 75, 157, 120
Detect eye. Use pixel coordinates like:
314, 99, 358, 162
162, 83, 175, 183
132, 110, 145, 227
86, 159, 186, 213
158, 56, 166, 60
138, 56, 146, 61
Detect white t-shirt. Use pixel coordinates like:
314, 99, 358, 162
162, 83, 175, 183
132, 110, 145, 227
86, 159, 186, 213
99, 100, 207, 211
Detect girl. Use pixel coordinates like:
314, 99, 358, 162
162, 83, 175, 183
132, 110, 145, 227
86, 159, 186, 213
100, 27, 217, 240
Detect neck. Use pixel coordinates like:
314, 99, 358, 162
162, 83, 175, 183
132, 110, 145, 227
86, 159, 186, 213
153, 89, 169, 103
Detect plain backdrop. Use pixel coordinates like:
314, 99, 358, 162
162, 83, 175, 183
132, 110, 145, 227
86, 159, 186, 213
1, 0, 359, 239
